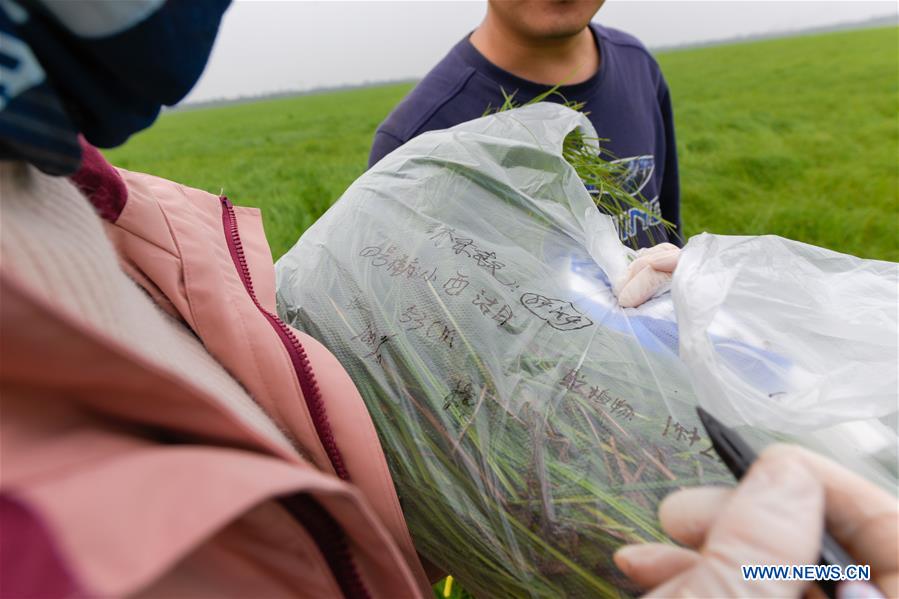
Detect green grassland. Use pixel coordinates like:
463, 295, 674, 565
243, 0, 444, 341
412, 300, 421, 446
106, 26, 898, 262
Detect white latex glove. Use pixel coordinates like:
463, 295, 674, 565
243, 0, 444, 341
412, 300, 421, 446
614, 243, 680, 308
613, 444, 898, 598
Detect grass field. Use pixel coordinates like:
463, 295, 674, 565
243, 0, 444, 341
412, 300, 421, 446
106, 25, 898, 262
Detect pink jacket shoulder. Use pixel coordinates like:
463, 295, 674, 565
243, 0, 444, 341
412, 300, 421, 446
1, 145, 430, 597
108, 166, 427, 587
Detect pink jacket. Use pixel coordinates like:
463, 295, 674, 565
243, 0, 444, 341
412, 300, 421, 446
0, 146, 431, 597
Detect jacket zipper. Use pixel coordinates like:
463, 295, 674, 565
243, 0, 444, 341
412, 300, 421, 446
220, 197, 369, 599
281, 494, 374, 599
220, 196, 349, 480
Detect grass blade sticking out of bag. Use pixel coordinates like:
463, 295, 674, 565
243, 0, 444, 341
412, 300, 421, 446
489, 86, 678, 248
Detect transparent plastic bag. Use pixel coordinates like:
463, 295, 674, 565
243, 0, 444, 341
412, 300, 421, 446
276, 103, 897, 598
674, 234, 898, 433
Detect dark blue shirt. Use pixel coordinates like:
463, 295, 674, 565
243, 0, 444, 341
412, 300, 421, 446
369, 24, 681, 248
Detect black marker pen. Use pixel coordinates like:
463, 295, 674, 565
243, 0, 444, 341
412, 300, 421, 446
696, 406, 856, 599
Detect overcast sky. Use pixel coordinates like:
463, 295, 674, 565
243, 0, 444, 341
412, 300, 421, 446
184, 0, 898, 103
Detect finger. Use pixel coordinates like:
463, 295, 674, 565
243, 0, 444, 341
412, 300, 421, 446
762, 445, 899, 597
617, 244, 679, 297
618, 267, 671, 307
619, 256, 653, 287
613, 258, 649, 297
836, 581, 888, 599
658, 486, 733, 548
625, 253, 662, 279
872, 573, 898, 599
614, 543, 701, 590
701, 451, 825, 596
644, 248, 680, 273
649, 451, 825, 598
835, 515, 898, 599
706, 451, 825, 564
637, 242, 679, 257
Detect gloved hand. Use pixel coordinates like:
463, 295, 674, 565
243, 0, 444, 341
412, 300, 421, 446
613, 444, 898, 598
614, 243, 680, 308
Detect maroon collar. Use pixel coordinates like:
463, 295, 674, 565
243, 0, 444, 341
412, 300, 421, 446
69, 136, 128, 222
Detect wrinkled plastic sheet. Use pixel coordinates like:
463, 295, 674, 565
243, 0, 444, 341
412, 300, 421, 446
276, 103, 897, 598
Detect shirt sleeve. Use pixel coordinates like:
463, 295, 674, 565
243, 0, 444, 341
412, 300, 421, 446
368, 129, 406, 169
657, 75, 683, 246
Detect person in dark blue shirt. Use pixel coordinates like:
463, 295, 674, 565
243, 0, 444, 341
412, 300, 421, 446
369, 0, 681, 248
